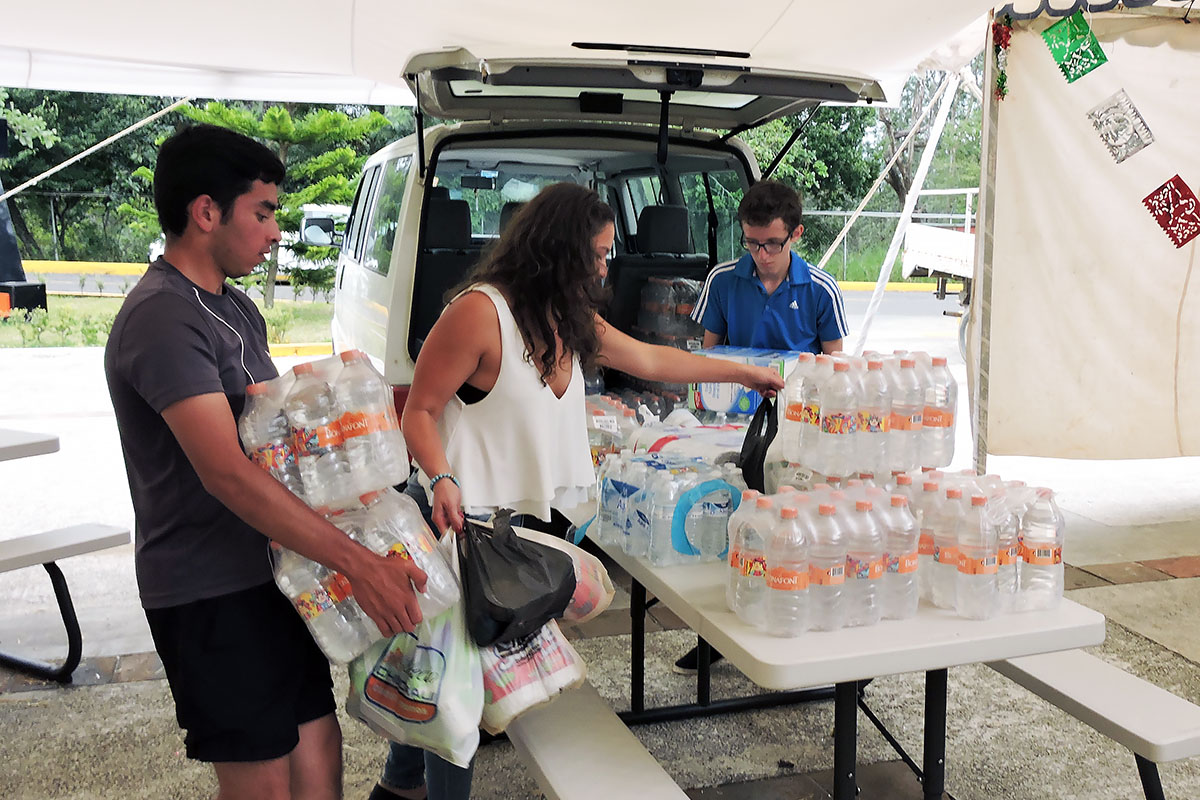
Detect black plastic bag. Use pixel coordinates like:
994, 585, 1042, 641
459, 509, 577, 647
737, 396, 777, 493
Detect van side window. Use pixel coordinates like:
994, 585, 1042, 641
344, 165, 381, 262
680, 171, 744, 264
361, 156, 413, 275
623, 175, 662, 237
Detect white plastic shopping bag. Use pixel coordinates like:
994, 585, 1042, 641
479, 619, 587, 734
345, 536, 483, 768
511, 526, 615, 624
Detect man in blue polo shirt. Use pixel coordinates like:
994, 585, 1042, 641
692, 179, 847, 354
676, 179, 848, 675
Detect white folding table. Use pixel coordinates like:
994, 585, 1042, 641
595, 540, 1106, 800
0, 428, 60, 462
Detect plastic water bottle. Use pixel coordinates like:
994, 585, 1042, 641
931, 487, 964, 610
845, 500, 884, 627
765, 506, 810, 637
956, 495, 998, 620
800, 354, 832, 471
334, 350, 408, 495
273, 546, 375, 663
882, 495, 920, 620
808, 503, 847, 631
916, 480, 942, 602
691, 468, 733, 559
621, 460, 650, 557
1018, 488, 1065, 611
726, 489, 761, 612
595, 452, 621, 544
733, 496, 774, 627
360, 489, 460, 619
285, 362, 355, 508
888, 358, 924, 472
240, 381, 307, 499
857, 359, 891, 477
782, 352, 815, 463
819, 361, 859, 479
648, 473, 683, 567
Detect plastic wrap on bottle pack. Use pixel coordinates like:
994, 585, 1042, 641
478, 620, 586, 734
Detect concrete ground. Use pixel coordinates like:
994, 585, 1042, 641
3, 293, 1200, 799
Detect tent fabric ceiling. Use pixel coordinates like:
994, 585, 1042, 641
995, 0, 1193, 19
0, 0, 995, 104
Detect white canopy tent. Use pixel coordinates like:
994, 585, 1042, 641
0, 1, 993, 105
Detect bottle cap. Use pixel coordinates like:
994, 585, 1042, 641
897, 474, 913, 485
339, 349, 364, 363
932, 356, 947, 366
819, 504, 836, 515
891, 495, 908, 507
923, 481, 940, 492
900, 358, 916, 368
813, 483, 831, 491
793, 493, 812, 504
816, 354, 831, 364
246, 381, 268, 395
834, 362, 850, 372
756, 497, 774, 509
781, 507, 799, 519
971, 495, 987, 506
831, 491, 847, 501
858, 472, 875, 481
359, 491, 380, 504
797, 352, 814, 362
778, 486, 797, 494
624, 409, 637, 417
827, 476, 842, 485
742, 489, 760, 501
866, 486, 884, 497
846, 479, 862, 487
293, 362, 314, 376
946, 488, 963, 499
868, 360, 883, 370
856, 500, 872, 512
592, 409, 604, 415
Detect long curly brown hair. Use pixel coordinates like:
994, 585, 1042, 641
454, 183, 614, 384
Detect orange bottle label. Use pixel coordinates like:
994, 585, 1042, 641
957, 551, 998, 575
339, 410, 395, 440
728, 548, 742, 570
998, 545, 1020, 566
918, 532, 935, 556
767, 566, 810, 591
293, 422, 343, 455
889, 410, 923, 432
934, 544, 959, 565
847, 555, 884, 580
785, 403, 805, 422
324, 571, 355, 603
809, 563, 845, 586
1019, 542, 1062, 566
923, 407, 954, 428
887, 552, 920, 574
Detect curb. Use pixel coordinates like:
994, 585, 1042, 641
269, 342, 333, 357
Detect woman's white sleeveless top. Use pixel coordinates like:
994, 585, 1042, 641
419, 283, 595, 521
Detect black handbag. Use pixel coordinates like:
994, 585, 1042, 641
458, 509, 577, 647
736, 396, 778, 493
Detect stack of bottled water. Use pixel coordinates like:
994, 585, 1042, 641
712, 469, 1066, 637
781, 350, 959, 479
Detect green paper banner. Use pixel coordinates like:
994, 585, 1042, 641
1042, 11, 1107, 83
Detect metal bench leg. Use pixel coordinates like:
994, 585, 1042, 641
0, 561, 82, 683
1135, 755, 1165, 800
630, 580, 646, 714
923, 668, 948, 800
833, 681, 859, 800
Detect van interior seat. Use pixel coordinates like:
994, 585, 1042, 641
410, 197, 480, 354
605, 204, 709, 336
498, 201, 525, 235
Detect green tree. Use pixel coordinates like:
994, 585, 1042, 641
180, 101, 391, 306
0, 89, 60, 260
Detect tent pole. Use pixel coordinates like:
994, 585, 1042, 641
0, 96, 192, 204
851, 72, 961, 355
971, 13, 1000, 475
816, 79, 950, 275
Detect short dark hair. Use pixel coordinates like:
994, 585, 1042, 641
737, 179, 803, 233
153, 124, 285, 237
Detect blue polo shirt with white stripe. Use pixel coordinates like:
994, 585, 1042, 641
691, 251, 848, 352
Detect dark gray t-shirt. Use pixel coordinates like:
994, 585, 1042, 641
105, 259, 278, 608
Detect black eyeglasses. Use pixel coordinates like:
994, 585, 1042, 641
741, 236, 789, 255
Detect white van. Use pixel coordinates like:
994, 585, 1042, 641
332, 47, 887, 413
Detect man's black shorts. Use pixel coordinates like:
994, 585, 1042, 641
146, 580, 336, 763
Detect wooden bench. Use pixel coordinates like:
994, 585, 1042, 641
990, 649, 1200, 800
0, 523, 130, 683
506, 682, 689, 800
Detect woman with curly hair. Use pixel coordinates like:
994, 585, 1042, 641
372, 182, 782, 800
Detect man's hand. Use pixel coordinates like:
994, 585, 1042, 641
740, 364, 785, 398
345, 552, 429, 636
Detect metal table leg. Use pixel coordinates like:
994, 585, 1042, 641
923, 668, 948, 800
0, 562, 82, 683
630, 579, 646, 714
697, 637, 711, 706
834, 681, 859, 800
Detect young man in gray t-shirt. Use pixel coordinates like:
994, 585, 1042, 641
105, 124, 427, 800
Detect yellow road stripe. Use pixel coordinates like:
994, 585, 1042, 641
26, 260, 147, 276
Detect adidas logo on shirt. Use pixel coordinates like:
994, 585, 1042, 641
789, 300, 799, 310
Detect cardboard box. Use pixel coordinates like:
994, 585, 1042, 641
688, 346, 801, 415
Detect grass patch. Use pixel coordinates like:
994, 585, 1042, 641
0, 295, 334, 348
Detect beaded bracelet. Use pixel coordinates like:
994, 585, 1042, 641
429, 472, 460, 490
